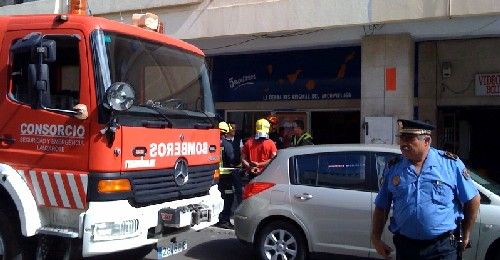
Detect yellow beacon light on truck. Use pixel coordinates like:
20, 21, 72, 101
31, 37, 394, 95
213, 169, 220, 183
98, 179, 132, 193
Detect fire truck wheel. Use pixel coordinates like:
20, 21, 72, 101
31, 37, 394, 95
62, 238, 82, 260
0, 210, 22, 259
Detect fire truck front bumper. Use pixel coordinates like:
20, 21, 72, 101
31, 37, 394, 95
81, 185, 223, 257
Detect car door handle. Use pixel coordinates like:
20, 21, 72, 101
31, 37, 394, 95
294, 193, 313, 200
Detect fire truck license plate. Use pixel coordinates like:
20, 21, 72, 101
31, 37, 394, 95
157, 240, 187, 258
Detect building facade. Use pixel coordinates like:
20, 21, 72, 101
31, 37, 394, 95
2, 0, 500, 180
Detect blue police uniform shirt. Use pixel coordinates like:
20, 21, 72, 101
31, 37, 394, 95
375, 147, 478, 240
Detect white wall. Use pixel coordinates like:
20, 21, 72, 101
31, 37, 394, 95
361, 34, 415, 142
2, 0, 500, 40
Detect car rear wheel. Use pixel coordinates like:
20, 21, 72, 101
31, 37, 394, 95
486, 246, 500, 260
256, 220, 307, 260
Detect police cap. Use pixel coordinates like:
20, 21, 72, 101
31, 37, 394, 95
397, 119, 435, 136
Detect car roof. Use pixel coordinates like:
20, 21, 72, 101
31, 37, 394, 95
277, 144, 401, 158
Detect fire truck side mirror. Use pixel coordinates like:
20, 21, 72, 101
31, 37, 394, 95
36, 39, 56, 63
11, 34, 57, 110
27, 63, 51, 109
10, 33, 56, 63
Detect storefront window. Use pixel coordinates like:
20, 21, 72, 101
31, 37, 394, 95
227, 110, 360, 146
226, 111, 269, 142
226, 111, 308, 147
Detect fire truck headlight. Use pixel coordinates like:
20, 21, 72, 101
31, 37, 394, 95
105, 82, 135, 111
92, 219, 139, 241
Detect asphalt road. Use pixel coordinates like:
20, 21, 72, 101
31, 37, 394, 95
89, 226, 372, 260
144, 227, 256, 260
139, 227, 371, 260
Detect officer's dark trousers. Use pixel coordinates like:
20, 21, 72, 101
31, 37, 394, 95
218, 174, 233, 223
218, 170, 244, 223
393, 233, 458, 260
232, 169, 243, 206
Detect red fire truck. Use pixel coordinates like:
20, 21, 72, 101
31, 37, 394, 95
0, 5, 223, 259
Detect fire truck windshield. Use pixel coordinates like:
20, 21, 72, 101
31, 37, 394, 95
91, 30, 215, 121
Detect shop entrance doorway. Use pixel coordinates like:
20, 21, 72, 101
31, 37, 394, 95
310, 111, 360, 144
438, 106, 500, 183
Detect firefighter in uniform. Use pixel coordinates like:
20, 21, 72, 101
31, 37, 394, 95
241, 119, 277, 180
226, 122, 243, 205
215, 121, 235, 229
371, 119, 480, 260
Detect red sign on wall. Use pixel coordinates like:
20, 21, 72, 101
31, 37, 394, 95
385, 67, 396, 91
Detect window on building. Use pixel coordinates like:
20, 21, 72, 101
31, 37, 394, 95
226, 111, 269, 141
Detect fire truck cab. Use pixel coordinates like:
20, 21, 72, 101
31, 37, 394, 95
0, 14, 223, 258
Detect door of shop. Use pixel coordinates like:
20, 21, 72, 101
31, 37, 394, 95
311, 111, 360, 144
438, 106, 500, 183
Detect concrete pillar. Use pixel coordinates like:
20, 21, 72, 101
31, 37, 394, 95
417, 42, 438, 130
360, 34, 415, 143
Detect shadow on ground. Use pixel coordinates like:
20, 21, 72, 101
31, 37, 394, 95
183, 237, 256, 260
86, 245, 153, 260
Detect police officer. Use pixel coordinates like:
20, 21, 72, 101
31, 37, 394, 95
215, 121, 235, 229
290, 119, 313, 146
371, 119, 480, 260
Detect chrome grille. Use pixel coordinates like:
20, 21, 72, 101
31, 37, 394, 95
129, 164, 217, 206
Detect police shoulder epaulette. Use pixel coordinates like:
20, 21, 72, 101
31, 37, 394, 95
388, 156, 401, 168
442, 151, 458, 161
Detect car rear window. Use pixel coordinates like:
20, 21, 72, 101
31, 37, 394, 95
293, 152, 370, 190
317, 153, 367, 189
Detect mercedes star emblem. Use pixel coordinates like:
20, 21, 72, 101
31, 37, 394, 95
174, 159, 189, 186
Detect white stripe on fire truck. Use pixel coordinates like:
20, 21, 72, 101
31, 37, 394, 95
18, 170, 34, 200
29, 170, 45, 206
18, 170, 35, 204
81, 174, 88, 194
54, 172, 70, 208
67, 173, 83, 209
41, 171, 57, 207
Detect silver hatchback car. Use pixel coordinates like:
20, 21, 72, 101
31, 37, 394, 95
234, 144, 500, 260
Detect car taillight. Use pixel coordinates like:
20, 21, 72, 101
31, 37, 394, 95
243, 182, 275, 200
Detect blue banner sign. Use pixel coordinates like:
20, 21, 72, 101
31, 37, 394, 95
211, 46, 361, 102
